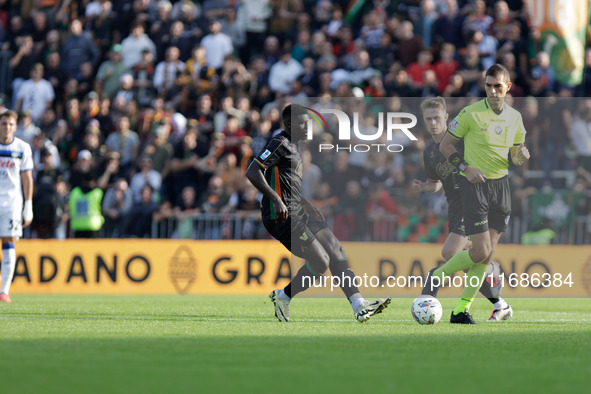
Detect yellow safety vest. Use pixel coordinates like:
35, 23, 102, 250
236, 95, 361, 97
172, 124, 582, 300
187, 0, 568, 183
69, 187, 104, 231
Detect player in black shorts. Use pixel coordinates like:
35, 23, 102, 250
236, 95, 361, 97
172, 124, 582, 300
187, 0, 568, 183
411, 97, 508, 321
246, 104, 390, 322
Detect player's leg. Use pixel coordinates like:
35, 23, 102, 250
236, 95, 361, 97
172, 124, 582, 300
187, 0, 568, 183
0, 236, 17, 302
480, 259, 512, 321
266, 219, 330, 321
448, 230, 494, 323
314, 226, 390, 322
441, 233, 470, 261
484, 183, 514, 321
282, 237, 330, 298
422, 231, 469, 296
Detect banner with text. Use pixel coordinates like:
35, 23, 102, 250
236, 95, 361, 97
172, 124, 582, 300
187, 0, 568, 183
10, 240, 591, 297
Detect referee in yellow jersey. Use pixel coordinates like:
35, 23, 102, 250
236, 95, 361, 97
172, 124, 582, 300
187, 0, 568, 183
423, 64, 530, 324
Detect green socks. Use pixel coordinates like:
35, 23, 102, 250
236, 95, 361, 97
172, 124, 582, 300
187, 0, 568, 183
433, 249, 476, 279
453, 263, 488, 315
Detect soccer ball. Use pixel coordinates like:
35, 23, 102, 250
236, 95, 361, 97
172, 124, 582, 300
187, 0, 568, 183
411, 296, 443, 324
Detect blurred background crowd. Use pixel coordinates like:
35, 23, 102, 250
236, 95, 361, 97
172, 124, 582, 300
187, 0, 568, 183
0, 0, 590, 244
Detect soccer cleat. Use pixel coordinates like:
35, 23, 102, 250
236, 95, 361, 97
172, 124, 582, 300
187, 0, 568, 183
421, 268, 441, 297
269, 289, 290, 322
450, 310, 477, 324
0, 293, 11, 303
488, 305, 513, 322
355, 297, 391, 322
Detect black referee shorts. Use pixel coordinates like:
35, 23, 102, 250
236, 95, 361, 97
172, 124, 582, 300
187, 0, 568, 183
448, 207, 466, 236
460, 176, 511, 235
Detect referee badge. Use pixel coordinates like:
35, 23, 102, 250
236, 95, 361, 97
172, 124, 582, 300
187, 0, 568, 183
495, 126, 502, 135
505, 215, 510, 225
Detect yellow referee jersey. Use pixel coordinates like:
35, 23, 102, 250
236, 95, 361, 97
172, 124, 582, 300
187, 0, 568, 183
448, 98, 526, 179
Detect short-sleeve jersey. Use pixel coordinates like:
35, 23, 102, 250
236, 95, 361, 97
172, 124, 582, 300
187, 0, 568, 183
0, 137, 33, 211
253, 131, 305, 221
423, 139, 464, 212
448, 98, 526, 179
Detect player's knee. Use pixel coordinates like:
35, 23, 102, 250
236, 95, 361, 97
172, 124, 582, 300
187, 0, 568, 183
441, 246, 455, 261
471, 244, 491, 264
307, 247, 330, 274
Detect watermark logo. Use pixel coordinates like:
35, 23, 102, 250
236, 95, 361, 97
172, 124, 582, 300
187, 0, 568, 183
305, 107, 418, 153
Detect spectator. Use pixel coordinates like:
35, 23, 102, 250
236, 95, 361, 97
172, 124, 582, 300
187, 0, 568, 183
153, 46, 186, 95
150, 0, 174, 45
434, 43, 459, 93
396, 21, 423, 67
239, 0, 271, 56
159, 20, 192, 61
113, 73, 136, 104
531, 51, 557, 94
463, 0, 493, 35
15, 63, 55, 123
366, 182, 399, 240
101, 175, 133, 238
132, 49, 156, 108
105, 116, 140, 178
199, 175, 230, 215
124, 184, 158, 238
432, 0, 464, 49
61, 19, 100, 77
15, 110, 41, 145
268, 51, 303, 94
201, 18, 233, 71
413, 0, 438, 47
96, 44, 130, 99
172, 185, 200, 239
142, 124, 174, 174
121, 21, 157, 69
571, 100, 591, 174
407, 50, 435, 87
129, 156, 162, 204
87, 0, 115, 54
9, 35, 38, 97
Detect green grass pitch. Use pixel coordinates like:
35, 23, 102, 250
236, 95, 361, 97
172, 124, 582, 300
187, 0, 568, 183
1, 295, 589, 394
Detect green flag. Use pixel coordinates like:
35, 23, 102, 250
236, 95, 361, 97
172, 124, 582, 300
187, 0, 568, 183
529, 191, 584, 229
527, 0, 588, 86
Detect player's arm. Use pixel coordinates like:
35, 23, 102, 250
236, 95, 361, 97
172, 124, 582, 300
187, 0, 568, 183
301, 196, 325, 222
440, 133, 486, 184
245, 162, 288, 222
21, 169, 33, 228
411, 179, 442, 193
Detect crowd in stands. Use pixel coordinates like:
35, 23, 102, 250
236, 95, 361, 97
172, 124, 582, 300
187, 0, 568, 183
0, 0, 590, 241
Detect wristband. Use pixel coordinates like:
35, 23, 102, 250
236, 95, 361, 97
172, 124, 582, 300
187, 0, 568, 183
23, 200, 33, 222
449, 152, 468, 171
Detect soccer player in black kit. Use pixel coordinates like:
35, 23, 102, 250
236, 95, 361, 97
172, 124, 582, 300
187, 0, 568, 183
411, 97, 511, 322
246, 104, 391, 322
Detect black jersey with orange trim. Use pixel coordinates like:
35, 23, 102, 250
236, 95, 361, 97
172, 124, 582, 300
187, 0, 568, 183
423, 139, 464, 215
253, 130, 305, 221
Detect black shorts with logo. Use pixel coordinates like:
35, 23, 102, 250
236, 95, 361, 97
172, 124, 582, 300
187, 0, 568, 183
448, 207, 466, 236
263, 214, 328, 258
460, 175, 511, 235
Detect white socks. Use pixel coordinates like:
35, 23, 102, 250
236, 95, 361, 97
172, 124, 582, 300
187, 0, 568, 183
1, 244, 16, 295
278, 288, 291, 302
493, 298, 508, 310
349, 293, 366, 312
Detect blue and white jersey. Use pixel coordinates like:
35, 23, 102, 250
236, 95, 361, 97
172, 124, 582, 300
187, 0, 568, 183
0, 137, 33, 211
